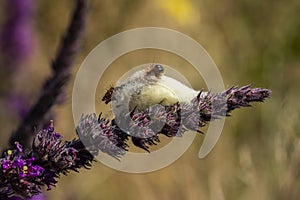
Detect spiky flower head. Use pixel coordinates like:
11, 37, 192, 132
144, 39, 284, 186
0, 142, 44, 199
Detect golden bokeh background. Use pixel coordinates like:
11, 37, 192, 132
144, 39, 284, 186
1, 0, 300, 199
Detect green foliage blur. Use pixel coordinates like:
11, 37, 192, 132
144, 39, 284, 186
1, 0, 300, 199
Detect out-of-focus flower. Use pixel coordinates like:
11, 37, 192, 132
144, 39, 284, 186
154, 0, 200, 25
0, 0, 35, 68
7, 196, 44, 200
7, 94, 30, 119
1, 0, 35, 124
28, 194, 44, 200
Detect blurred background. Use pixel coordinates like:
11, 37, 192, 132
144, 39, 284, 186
1, 0, 300, 199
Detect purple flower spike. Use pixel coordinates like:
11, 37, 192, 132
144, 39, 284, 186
77, 85, 271, 154
89, 85, 271, 152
